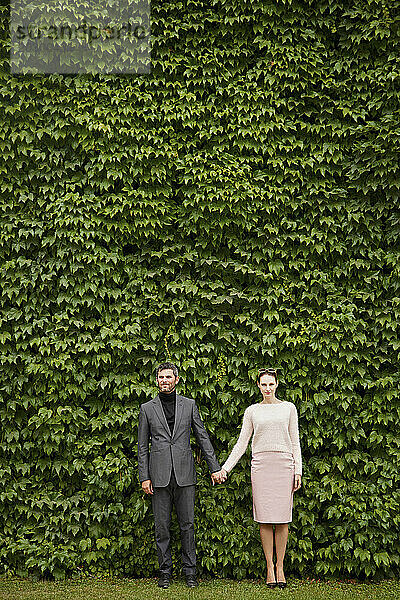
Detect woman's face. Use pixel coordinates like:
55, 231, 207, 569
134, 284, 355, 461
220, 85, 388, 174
258, 374, 278, 398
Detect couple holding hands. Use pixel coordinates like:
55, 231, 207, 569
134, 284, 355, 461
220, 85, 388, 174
137, 362, 302, 589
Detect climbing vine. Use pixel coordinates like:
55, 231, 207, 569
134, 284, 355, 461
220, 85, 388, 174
0, 0, 399, 581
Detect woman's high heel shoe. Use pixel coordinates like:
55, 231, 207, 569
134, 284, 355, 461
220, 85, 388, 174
276, 565, 287, 589
266, 566, 277, 588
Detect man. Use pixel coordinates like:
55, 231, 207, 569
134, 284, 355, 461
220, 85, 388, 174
137, 362, 224, 588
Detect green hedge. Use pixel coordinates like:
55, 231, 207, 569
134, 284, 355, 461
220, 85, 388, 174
0, 0, 399, 580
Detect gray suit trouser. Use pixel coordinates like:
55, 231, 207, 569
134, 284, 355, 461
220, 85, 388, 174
152, 470, 196, 576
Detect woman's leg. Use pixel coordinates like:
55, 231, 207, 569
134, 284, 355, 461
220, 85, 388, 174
259, 524, 275, 583
275, 523, 289, 583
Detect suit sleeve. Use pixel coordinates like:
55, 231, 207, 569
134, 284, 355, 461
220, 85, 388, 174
137, 405, 151, 483
191, 402, 221, 474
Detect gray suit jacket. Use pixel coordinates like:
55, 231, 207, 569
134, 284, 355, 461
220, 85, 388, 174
137, 393, 221, 487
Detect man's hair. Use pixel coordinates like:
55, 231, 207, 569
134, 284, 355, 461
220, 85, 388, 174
156, 362, 179, 378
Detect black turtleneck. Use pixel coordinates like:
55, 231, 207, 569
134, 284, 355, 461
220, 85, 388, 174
159, 389, 176, 434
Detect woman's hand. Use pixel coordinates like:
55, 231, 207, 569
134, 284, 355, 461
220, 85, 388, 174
211, 469, 227, 484
293, 474, 301, 492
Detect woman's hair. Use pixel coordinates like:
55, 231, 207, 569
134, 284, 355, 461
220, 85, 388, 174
257, 368, 278, 383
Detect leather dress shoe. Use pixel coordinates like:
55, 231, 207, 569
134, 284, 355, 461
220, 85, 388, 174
158, 574, 171, 588
186, 574, 199, 588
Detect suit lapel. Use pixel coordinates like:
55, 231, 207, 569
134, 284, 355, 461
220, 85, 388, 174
153, 395, 170, 434
172, 394, 183, 439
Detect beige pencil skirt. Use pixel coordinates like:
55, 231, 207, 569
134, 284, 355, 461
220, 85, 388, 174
251, 451, 295, 524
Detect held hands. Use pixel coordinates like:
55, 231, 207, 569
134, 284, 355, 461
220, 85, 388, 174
142, 472, 229, 492
142, 479, 153, 495
211, 469, 227, 485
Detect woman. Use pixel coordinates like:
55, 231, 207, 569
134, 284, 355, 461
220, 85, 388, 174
219, 368, 302, 588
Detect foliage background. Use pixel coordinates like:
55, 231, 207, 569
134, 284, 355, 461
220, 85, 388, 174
0, 0, 399, 581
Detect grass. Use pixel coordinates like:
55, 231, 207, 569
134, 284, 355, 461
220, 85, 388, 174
0, 576, 399, 600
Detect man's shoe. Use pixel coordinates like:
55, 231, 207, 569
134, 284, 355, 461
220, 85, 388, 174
158, 574, 171, 588
186, 575, 198, 588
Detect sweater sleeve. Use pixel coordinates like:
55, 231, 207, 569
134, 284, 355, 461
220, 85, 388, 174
289, 403, 302, 475
221, 406, 254, 473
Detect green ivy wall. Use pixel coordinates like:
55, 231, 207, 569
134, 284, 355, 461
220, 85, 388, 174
0, 0, 399, 581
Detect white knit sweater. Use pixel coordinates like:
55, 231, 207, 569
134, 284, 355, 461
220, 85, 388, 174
221, 400, 302, 475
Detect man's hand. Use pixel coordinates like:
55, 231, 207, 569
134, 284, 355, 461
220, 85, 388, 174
211, 469, 227, 485
142, 479, 153, 495
293, 474, 301, 492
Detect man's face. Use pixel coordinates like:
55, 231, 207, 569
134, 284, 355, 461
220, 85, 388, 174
157, 369, 179, 393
